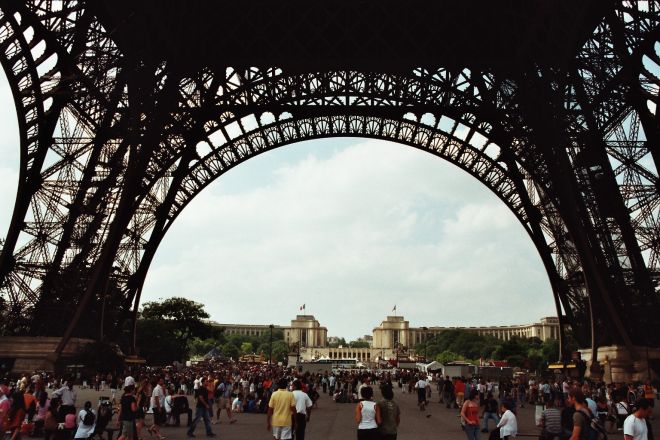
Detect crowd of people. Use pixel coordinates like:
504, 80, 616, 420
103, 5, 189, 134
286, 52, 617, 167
0, 362, 657, 440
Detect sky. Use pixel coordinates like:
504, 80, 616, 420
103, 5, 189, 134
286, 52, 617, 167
0, 69, 557, 341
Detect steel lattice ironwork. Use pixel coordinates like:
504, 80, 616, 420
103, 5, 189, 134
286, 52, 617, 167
0, 0, 658, 360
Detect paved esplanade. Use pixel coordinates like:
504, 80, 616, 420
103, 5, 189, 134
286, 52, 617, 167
72, 386, 660, 439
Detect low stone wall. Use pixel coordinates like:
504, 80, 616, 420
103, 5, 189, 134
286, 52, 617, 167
0, 336, 95, 373
579, 345, 660, 383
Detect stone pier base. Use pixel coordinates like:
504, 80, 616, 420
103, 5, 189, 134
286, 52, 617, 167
0, 336, 94, 373
579, 345, 660, 383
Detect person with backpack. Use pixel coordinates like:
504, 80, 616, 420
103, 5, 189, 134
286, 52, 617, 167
74, 401, 96, 440
567, 389, 606, 440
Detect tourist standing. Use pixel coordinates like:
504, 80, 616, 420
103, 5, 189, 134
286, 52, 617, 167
149, 378, 166, 440
567, 389, 590, 440
267, 378, 296, 440
377, 386, 400, 440
117, 379, 138, 440
292, 380, 313, 440
538, 398, 562, 440
74, 401, 96, 440
624, 398, 653, 440
52, 380, 76, 416
497, 401, 518, 440
461, 389, 481, 440
355, 387, 381, 440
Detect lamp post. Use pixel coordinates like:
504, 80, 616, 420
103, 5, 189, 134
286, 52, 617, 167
421, 327, 428, 362
268, 324, 274, 366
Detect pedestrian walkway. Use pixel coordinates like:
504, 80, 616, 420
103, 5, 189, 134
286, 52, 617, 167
71, 385, 660, 440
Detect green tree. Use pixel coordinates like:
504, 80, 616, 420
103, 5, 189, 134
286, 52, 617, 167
436, 350, 462, 364
136, 297, 212, 364
271, 341, 289, 363
221, 342, 240, 360
329, 338, 347, 348
240, 341, 254, 355
349, 340, 370, 348
187, 337, 219, 357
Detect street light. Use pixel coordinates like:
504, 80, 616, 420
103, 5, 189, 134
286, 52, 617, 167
268, 324, 274, 366
422, 327, 428, 362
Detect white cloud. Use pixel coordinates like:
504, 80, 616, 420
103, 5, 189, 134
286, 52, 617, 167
142, 139, 555, 339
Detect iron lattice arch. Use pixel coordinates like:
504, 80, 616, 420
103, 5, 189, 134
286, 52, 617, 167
0, 0, 658, 358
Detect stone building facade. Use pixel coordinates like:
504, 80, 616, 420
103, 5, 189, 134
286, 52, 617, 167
214, 314, 562, 363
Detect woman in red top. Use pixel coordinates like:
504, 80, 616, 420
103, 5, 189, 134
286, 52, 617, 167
4, 390, 27, 440
460, 389, 482, 440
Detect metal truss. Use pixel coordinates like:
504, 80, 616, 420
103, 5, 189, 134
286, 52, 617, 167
0, 1, 658, 359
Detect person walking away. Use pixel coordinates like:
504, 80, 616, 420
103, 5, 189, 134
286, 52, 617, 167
461, 389, 481, 440
497, 401, 518, 440
117, 379, 138, 440
74, 401, 96, 440
355, 387, 381, 440
377, 386, 400, 440
443, 376, 455, 408
186, 379, 216, 438
292, 380, 313, 440
624, 398, 653, 440
267, 378, 296, 440
456, 378, 466, 410
329, 375, 336, 396
415, 374, 429, 412
617, 396, 633, 428
171, 391, 192, 427
321, 375, 328, 395
482, 392, 500, 433
538, 398, 562, 440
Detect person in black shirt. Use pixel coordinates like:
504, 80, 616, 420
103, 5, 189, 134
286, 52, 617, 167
118, 384, 137, 440
442, 377, 455, 409
171, 390, 192, 427
187, 379, 216, 438
481, 393, 500, 433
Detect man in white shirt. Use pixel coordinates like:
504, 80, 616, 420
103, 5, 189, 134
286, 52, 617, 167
150, 378, 166, 438
328, 375, 336, 395
497, 401, 518, 439
292, 380, 313, 440
415, 374, 429, 412
624, 398, 653, 440
53, 381, 77, 415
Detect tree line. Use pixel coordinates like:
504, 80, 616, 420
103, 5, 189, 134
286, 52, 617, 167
414, 328, 577, 372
